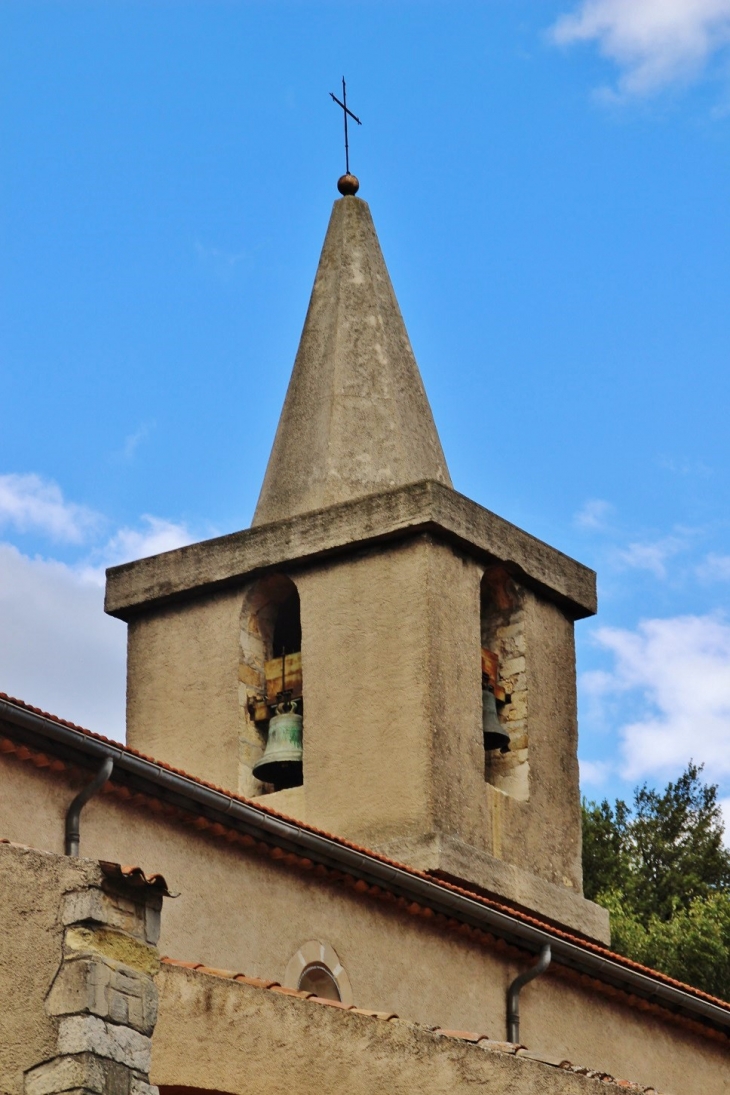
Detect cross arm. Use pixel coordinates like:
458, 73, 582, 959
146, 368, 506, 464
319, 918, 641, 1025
329, 92, 362, 125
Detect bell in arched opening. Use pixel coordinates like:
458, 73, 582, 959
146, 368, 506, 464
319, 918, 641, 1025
253, 699, 303, 790
482, 683, 510, 754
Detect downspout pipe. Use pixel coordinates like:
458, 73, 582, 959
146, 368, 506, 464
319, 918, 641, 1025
2, 696, 729, 1035
507, 943, 551, 1044
64, 756, 114, 856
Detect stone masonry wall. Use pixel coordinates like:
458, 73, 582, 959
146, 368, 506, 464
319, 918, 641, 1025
1, 844, 163, 1095
481, 568, 529, 802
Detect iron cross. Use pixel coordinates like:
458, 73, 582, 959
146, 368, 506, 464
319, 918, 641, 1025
330, 77, 361, 175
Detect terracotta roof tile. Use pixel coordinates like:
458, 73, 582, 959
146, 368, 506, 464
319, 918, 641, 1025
234, 975, 280, 989
2, 690, 729, 1025
99, 861, 173, 896
158, 959, 666, 1093
195, 966, 238, 979
308, 996, 355, 1010
479, 1039, 519, 1053
434, 1029, 484, 1042
350, 1007, 398, 1020
269, 984, 315, 999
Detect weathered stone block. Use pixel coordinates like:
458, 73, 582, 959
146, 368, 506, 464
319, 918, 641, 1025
64, 928, 159, 977
25, 1055, 107, 1095
129, 1078, 158, 1095
47, 956, 157, 1036
504, 693, 527, 720
108, 993, 129, 1026
61, 892, 146, 943
238, 663, 261, 687
101, 1063, 130, 1095
142, 905, 160, 948
500, 655, 526, 677
47, 957, 111, 1019
57, 1017, 151, 1074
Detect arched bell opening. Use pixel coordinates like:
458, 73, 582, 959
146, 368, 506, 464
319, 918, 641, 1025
272, 584, 302, 659
239, 573, 304, 795
480, 568, 529, 801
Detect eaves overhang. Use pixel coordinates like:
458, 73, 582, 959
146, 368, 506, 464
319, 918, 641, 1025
1, 693, 727, 1039
104, 480, 597, 622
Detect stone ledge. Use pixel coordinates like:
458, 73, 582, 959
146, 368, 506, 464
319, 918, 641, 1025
374, 833, 611, 945
105, 480, 596, 621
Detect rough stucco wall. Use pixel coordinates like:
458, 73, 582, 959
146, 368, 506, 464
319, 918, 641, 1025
525, 970, 729, 1095
0, 846, 75, 1094
122, 531, 582, 897
126, 589, 243, 790
295, 538, 436, 844
252, 197, 451, 527
294, 536, 582, 892
424, 541, 486, 848
522, 591, 582, 890
490, 589, 583, 891
0, 754, 727, 1095
152, 966, 610, 1095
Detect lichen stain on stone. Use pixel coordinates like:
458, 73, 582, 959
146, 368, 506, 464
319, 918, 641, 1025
65, 926, 160, 976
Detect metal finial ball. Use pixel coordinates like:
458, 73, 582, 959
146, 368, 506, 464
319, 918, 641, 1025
337, 173, 360, 196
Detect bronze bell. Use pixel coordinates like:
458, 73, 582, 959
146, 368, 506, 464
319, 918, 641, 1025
482, 685, 510, 753
253, 700, 303, 790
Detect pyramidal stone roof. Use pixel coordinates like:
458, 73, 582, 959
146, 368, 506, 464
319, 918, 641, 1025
252, 195, 452, 527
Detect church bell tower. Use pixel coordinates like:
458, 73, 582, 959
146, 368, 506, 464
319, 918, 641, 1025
105, 179, 608, 945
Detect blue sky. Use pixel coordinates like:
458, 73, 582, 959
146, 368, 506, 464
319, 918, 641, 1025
1, 0, 729, 823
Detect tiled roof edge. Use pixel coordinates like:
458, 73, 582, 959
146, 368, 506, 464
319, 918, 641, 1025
1, 691, 729, 1034
159, 958, 666, 1093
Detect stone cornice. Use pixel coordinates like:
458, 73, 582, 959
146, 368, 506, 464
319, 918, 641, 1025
104, 480, 597, 621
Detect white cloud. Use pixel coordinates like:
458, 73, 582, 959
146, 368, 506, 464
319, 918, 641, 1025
0, 543, 126, 740
0, 474, 99, 543
697, 553, 730, 581
551, 0, 730, 96
657, 455, 713, 477
590, 614, 730, 783
194, 239, 249, 281
118, 422, 154, 463
574, 498, 615, 530
613, 535, 685, 578
0, 470, 197, 738
579, 758, 612, 786
74, 517, 195, 588
0, 513, 194, 739
102, 516, 193, 567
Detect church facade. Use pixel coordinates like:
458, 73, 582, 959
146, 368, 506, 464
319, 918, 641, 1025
1, 184, 728, 1095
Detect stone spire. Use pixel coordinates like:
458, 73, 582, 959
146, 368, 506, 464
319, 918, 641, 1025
252, 195, 452, 527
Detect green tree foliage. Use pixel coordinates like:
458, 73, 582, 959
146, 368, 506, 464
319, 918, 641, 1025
582, 763, 730, 1000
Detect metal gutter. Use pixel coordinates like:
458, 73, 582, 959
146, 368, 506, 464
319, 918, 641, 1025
1, 695, 729, 1034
